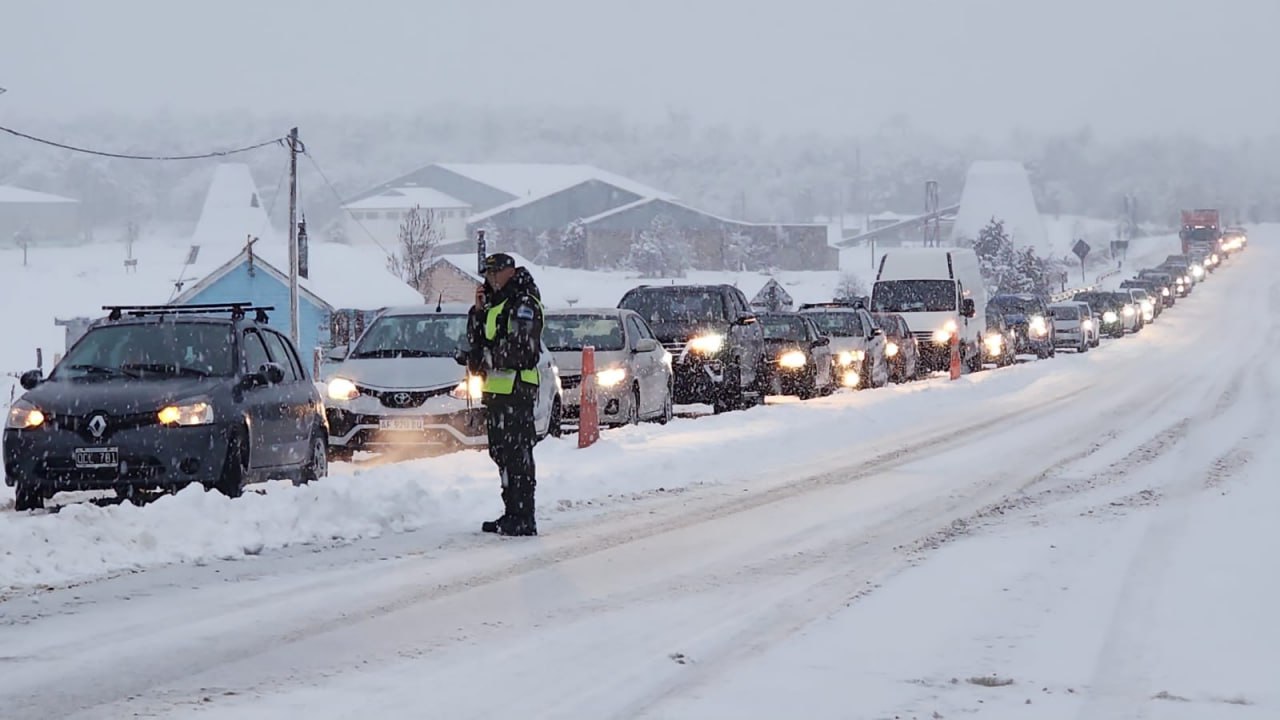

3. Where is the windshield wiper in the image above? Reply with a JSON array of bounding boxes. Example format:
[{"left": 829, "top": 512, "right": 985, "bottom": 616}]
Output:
[
  {"left": 64, "top": 363, "right": 140, "bottom": 378},
  {"left": 120, "top": 362, "right": 210, "bottom": 378}
]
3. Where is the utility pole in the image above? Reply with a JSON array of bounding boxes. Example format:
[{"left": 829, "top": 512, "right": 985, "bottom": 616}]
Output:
[{"left": 286, "top": 127, "right": 301, "bottom": 347}]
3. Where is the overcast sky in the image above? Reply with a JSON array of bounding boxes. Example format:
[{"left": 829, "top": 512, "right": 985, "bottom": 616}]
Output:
[{"left": 2, "top": 0, "right": 1277, "bottom": 140}]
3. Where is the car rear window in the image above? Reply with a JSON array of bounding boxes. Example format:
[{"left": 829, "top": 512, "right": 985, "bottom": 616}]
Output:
[
  {"left": 545, "top": 315, "right": 626, "bottom": 352},
  {"left": 619, "top": 289, "right": 727, "bottom": 325},
  {"left": 762, "top": 315, "right": 808, "bottom": 341}
]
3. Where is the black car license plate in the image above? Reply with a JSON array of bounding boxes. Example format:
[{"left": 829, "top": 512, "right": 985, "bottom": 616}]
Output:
[{"left": 73, "top": 447, "right": 119, "bottom": 469}]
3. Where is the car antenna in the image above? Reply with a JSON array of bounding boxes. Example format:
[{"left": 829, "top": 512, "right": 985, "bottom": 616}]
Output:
[{"left": 435, "top": 292, "right": 444, "bottom": 313}]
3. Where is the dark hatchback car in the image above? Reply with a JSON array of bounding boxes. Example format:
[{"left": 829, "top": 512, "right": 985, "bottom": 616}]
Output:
[
  {"left": 1072, "top": 292, "right": 1126, "bottom": 338},
  {"left": 617, "top": 284, "right": 765, "bottom": 413},
  {"left": 4, "top": 304, "right": 328, "bottom": 511},
  {"left": 758, "top": 312, "right": 835, "bottom": 399}
]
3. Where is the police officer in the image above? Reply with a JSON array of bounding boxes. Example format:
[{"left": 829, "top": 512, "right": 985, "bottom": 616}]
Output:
[{"left": 464, "top": 253, "right": 544, "bottom": 536}]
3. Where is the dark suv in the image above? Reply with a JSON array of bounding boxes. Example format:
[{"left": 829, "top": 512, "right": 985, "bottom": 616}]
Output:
[
  {"left": 617, "top": 284, "right": 765, "bottom": 413},
  {"left": 4, "top": 304, "right": 329, "bottom": 511}
]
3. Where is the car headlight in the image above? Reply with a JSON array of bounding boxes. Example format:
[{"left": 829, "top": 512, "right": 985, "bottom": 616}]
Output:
[
  {"left": 1182, "top": 275, "right": 1191, "bottom": 284},
  {"left": 1140, "top": 300, "right": 1153, "bottom": 312},
  {"left": 1161, "top": 287, "right": 1170, "bottom": 297},
  {"left": 158, "top": 398, "right": 213, "bottom": 426},
  {"left": 1081, "top": 318, "right": 1094, "bottom": 330},
  {"left": 1122, "top": 305, "right": 1136, "bottom": 318},
  {"left": 932, "top": 320, "right": 958, "bottom": 344},
  {"left": 1028, "top": 315, "right": 1048, "bottom": 337},
  {"left": 687, "top": 334, "right": 724, "bottom": 354},
  {"left": 6, "top": 399, "right": 45, "bottom": 429},
  {"left": 885, "top": 341, "right": 899, "bottom": 358},
  {"left": 777, "top": 350, "right": 807, "bottom": 369},
  {"left": 840, "top": 370, "right": 860, "bottom": 387},
  {"left": 1103, "top": 311, "right": 1118, "bottom": 323},
  {"left": 451, "top": 374, "right": 484, "bottom": 400},
  {"left": 837, "top": 350, "right": 854, "bottom": 366},
  {"left": 1191, "top": 265, "right": 1205, "bottom": 278},
  {"left": 983, "top": 333, "right": 1004, "bottom": 355},
  {"left": 597, "top": 367, "right": 627, "bottom": 387},
  {"left": 327, "top": 377, "right": 359, "bottom": 401}
]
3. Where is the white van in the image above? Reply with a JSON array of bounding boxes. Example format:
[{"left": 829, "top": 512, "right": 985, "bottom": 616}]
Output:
[{"left": 870, "top": 248, "right": 987, "bottom": 373}]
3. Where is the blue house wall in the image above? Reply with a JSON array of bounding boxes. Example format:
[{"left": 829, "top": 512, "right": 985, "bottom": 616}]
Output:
[{"left": 178, "top": 261, "right": 330, "bottom": 371}]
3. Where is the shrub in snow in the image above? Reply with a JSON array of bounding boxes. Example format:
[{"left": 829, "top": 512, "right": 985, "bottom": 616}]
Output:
[{"left": 626, "top": 213, "right": 691, "bottom": 278}]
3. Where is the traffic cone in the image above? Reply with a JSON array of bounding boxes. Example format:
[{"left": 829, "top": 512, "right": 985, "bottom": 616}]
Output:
[
  {"left": 578, "top": 346, "right": 600, "bottom": 448},
  {"left": 949, "top": 332, "right": 962, "bottom": 380}
]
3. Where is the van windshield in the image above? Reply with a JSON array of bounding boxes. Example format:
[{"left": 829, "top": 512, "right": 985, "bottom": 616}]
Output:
[{"left": 871, "top": 280, "right": 956, "bottom": 313}]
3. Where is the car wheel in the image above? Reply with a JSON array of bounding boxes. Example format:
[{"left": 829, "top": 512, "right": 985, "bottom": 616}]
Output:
[
  {"left": 300, "top": 433, "right": 328, "bottom": 485},
  {"left": 713, "top": 363, "right": 744, "bottom": 414},
  {"left": 213, "top": 428, "right": 247, "bottom": 499},
  {"left": 1048, "top": 345, "right": 1056, "bottom": 358},
  {"left": 627, "top": 385, "right": 641, "bottom": 425},
  {"left": 547, "top": 398, "right": 564, "bottom": 438},
  {"left": 13, "top": 483, "right": 43, "bottom": 512},
  {"left": 656, "top": 383, "right": 674, "bottom": 425}
]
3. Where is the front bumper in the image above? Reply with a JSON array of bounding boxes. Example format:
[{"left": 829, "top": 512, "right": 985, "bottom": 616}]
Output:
[
  {"left": 1054, "top": 329, "right": 1085, "bottom": 346},
  {"left": 4, "top": 424, "right": 230, "bottom": 492},
  {"left": 671, "top": 357, "right": 727, "bottom": 405},
  {"left": 1011, "top": 326, "right": 1052, "bottom": 353},
  {"left": 559, "top": 375, "right": 631, "bottom": 424},
  {"left": 326, "top": 405, "right": 488, "bottom": 450}
]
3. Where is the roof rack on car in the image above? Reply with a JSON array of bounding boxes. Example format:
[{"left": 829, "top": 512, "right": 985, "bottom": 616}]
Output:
[
  {"left": 799, "top": 299, "right": 866, "bottom": 310},
  {"left": 103, "top": 303, "right": 273, "bottom": 323}
]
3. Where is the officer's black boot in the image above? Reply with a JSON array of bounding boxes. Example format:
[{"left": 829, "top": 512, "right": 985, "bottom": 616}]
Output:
[
  {"left": 481, "top": 479, "right": 515, "bottom": 533},
  {"left": 497, "top": 478, "right": 537, "bottom": 536}
]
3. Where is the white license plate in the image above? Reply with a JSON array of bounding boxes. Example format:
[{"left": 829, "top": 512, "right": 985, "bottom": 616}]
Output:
[
  {"left": 379, "top": 417, "right": 425, "bottom": 431},
  {"left": 74, "top": 446, "right": 119, "bottom": 469}
]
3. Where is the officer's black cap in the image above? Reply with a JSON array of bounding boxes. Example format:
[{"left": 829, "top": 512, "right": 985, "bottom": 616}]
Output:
[{"left": 482, "top": 253, "right": 516, "bottom": 273}]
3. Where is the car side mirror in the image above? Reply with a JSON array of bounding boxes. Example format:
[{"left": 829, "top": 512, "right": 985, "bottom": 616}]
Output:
[
  {"left": 961, "top": 299, "right": 977, "bottom": 318},
  {"left": 243, "top": 362, "right": 285, "bottom": 389},
  {"left": 812, "top": 336, "right": 830, "bottom": 347},
  {"left": 870, "top": 327, "right": 883, "bottom": 337},
  {"left": 325, "top": 345, "right": 348, "bottom": 362},
  {"left": 19, "top": 369, "right": 43, "bottom": 390},
  {"left": 634, "top": 338, "right": 660, "bottom": 353},
  {"left": 736, "top": 312, "right": 757, "bottom": 326}
]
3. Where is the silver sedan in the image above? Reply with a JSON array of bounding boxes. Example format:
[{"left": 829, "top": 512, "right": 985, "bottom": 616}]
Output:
[{"left": 545, "top": 308, "right": 674, "bottom": 426}]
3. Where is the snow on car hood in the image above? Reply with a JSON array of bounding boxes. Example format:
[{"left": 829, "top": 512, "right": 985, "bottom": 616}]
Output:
[{"left": 331, "top": 356, "right": 466, "bottom": 390}]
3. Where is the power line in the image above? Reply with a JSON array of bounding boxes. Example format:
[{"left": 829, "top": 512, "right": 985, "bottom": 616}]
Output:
[
  {"left": 302, "top": 150, "right": 395, "bottom": 259},
  {"left": 0, "top": 123, "right": 285, "bottom": 161}
]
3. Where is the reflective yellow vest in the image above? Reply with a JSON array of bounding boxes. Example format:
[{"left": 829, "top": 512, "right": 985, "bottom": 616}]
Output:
[{"left": 483, "top": 298, "right": 542, "bottom": 394}]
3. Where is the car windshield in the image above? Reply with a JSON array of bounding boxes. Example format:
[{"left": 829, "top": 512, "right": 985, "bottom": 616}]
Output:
[
  {"left": 351, "top": 314, "right": 467, "bottom": 358},
  {"left": 1131, "top": 289, "right": 1150, "bottom": 300},
  {"left": 1185, "top": 227, "right": 1218, "bottom": 243},
  {"left": 762, "top": 315, "right": 808, "bottom": 341},
  {"left": 802, "top": 311, "right": 863, "bottom": 337},
  {"left": 619, "top": 289, "right": 727, "bottom": 326},
  {"left": 871, "top": 280, "right": 956, "bottom": 313},
  {"left": 871, "top": 314, "right": 900, "bottom": 335},
  {"left": 992, "top": 296, "right": 1041, "bottom": 315},
  {"left": 1049, "top": 305, "right": 1079, "bottom": 320},
  {"left": 54, "top": 322, "right": 234, "bottom": 379},
  {"left": 544, "top": 315, "right": 625, "bottom": 352},
  {"left": 1074, "top": 294, "right": 1117, "bottom": 311}
]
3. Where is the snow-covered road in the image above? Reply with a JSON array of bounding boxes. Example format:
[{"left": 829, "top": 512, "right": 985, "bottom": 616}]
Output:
[{"left": 0, "top": 233, "right": 1274, "bottom": 719}]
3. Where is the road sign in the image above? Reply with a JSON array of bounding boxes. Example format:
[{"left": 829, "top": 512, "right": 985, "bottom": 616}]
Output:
[{"left": 1072, "top": 239, "right": 1091, "bottom": 261}]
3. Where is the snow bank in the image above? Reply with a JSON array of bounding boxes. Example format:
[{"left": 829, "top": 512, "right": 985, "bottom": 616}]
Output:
[
  {"left": 0, "top": 362, "right": 1077, "bottom": 593},
  {"left": 951, "top": 161, "right": 1048, "bottom": 253}
]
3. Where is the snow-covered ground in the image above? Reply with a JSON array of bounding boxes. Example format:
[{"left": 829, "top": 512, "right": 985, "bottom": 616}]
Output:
[{"left": 0, "top": 227, "right": 1271, "bottom": 720}]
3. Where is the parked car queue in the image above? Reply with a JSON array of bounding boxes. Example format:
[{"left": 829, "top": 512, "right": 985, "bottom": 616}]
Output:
[{"left": 4, "top": 235, "right": 1245, "bottom": 511}]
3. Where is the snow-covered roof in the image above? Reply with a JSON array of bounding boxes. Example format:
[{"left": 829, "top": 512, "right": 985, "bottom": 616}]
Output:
[
  {"left": 343, "top": 186, "right": 470, "bottom": 211},
  {"left": 0, "top": 185, "right": 78, "bottom": 204},
  {"left": 950, "top": 161, "right": 1048, "bottom": 253},
  {"left": 438, "top": 163, "right": 672, "bottom": 202},
  {"left": 175, "top": 240, "right": 424, "bottom": 310},
  {"left": 190, "top": 163, "right": 278, "bottom": 249}
]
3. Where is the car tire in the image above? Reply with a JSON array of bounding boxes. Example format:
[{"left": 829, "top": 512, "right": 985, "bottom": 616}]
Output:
[
  {"left": 656, "top": 384, "right": 674, "bottom": 425},
  {"left": 627, "top": 385, "right": 641, "bottom": 425},
  {"left": 1080, "top": 339, "right": 1089, "bottom": 353},
  {"left": 547, "top": 398, "right": 564, "bottom": 438},
  {"left": 300, "top": 432, "right": 328, "bottom": 485},
  {"left": 713, "top": 364, "right": 743, "bottom": 414},
  {"left": 213, "top": 428, "right": 247, "bottom": 499},
  {"left": 13, "top": 483, "right": 43, "bottom": 512}
]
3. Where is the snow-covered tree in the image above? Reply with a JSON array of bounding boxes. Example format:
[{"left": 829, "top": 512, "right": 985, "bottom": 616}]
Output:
[
  {"left": 627, "top": 213, "right": 690, "bottom": 277},
  {"left": 972, "top": 217, "right": 1018, "bottom": 295},
  {"left": 386, "top": 205, "right": 439, "bottom": 298},
  {"left": 833, "top": 272, "right": 867, "bottom": 303}
]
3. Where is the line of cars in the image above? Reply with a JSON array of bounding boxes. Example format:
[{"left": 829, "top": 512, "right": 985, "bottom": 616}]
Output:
[{"left": 3, "top": 230, "right": 1247, "bottom": 512}]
